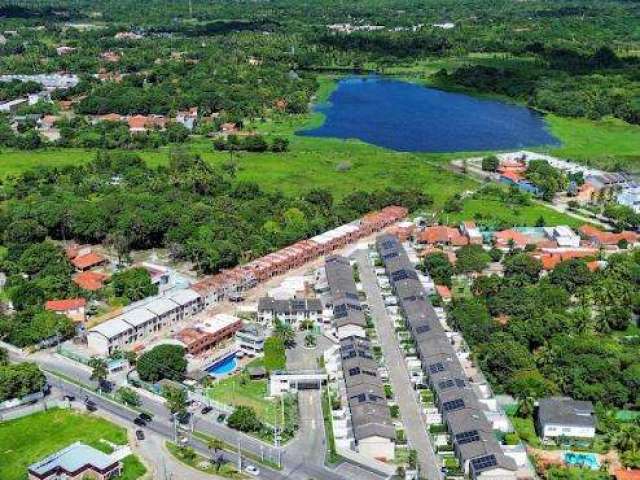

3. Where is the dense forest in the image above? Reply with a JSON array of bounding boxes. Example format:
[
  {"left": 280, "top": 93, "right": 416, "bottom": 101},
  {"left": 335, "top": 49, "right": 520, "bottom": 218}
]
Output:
[
  {"left": 0, "top": 0, "right": 638, "bottom": 141},
  {"left": 0, "top": 150, "right": 428, "bottom": 346}
]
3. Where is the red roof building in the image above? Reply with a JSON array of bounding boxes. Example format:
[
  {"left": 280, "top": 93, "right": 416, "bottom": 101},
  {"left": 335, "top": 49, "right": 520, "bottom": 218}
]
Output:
[
  {"left": 615, "top": 470, "right": 640, "bottom": 480},
  {"left": 435, "top": 285, "right": 452, "bottom": 302},
  {"left": 417, "top": 226, "right": 469, "bottom": 246},
  {"left": 71, "top": 252, "right": 107, "bottom": 271},
  {"left": 494, "top": 229, "right": 533, "bottom": 249},
  {"left": 45, "top": 298, "right": 87, "bottom": 323},
  {"left": 73, "top": 271, "right": 109, "bottom": 291},
  {"left": 579, "top": 224, "right": 638, "bottom": 247}
]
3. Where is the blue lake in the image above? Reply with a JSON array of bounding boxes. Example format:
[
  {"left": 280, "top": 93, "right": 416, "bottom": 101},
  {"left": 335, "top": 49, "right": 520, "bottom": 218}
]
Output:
[{"left": 298, "top": 76, "right": 560, "bottom": 152}]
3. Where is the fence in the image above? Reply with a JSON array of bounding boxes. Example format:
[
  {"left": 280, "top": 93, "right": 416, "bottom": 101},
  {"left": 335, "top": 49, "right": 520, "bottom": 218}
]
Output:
[{"left": 0, "top": 400, "right": 70, "bottom": 422}]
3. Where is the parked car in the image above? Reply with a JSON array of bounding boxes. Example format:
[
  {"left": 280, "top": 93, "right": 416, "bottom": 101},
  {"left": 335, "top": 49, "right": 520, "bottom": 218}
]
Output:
[
  {"left": 135, "top": 430, "right": 145, "bottom": 440},
  {"left": 216, "top": 413, "right": 226, "bottom": 423},
  {"left": 63, "top": 395, "right": 75, "bottom": 402},
  {"left": 133, "top": 417, "right": 146, "bottom": 427},
  {"left": 85, "top": 400, "right": 97, "bottom": 412},
  {"left": 201, "top": 406, "right": 213, "bottom": 415},
  {"left": 245, "top": 465, "right": 260, "bottom": 476}
]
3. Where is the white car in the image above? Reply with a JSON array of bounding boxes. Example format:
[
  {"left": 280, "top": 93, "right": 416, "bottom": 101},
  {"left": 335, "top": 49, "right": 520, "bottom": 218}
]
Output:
[{"left": 245, "top": 465, "right": 260, "bottom": 476}]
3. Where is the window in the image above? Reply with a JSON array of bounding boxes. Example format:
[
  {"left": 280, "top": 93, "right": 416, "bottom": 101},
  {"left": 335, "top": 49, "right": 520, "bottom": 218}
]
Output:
[
  {"left": 470, "top": 455, "right": 497, "bottom": 472},
  {"left": 442, "top": 398, "right": 465, "bottom": 412},
  {"left": 455, "top": 430, "right": 480, "bottom": 445}
]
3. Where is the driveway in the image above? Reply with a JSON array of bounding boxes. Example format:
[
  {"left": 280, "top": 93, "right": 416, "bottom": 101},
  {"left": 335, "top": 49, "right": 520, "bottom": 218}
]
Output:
[{"left": 354, "top": 249, "right": 441, "bottom": 480}]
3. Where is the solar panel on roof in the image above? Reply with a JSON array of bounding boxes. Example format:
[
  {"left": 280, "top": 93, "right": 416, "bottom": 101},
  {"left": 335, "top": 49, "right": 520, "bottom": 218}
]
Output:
[
  {"left": 455, "top": 430, "right": 480, "bottom": 445},
  {"left": 442, "top": 398, "right": 465, "bottom": 412},
  {"left": 345, "top": 292, "right": 359, "bottom": 300},
  {"left": 455, "top": 379, "right": 466, "bottom": 388},
  {"left": 429, "top": 362, "right": 445, "bottom": 374},
  {"left": 415, "top": 325, "right": 430, "bottom": 334},
  {"left": 352, "top": 393, "right": 366, "bottom": 403},
  {"left": 471, "top": 454, "right": 497, "bottom": 471},
  {"left": 368, "top": 394, "right": 383, "bottom": 402},
  {"left": 438, "top": 379, "right": 455, "bottom": 390},
  {"left": 382, "top": 252, "right": 398, "bottom": 260},
  {"left": 348, "top": 367, "right": 361, "bottom": 376}
]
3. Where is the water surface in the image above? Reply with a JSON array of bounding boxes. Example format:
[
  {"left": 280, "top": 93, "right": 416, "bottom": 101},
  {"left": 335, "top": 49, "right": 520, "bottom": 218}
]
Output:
[{"left": 299, "top": 76, "right": 560, "bottom": 152}]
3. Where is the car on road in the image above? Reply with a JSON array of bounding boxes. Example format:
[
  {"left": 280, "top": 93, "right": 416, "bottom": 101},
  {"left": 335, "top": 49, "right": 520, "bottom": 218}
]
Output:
[
  {"left": 139, "top": 412, "right": 153, "bottom": 422},
  {"left": 63, "top": 395, "right": 75, "bottom": 401},
  {"left": 133, "top": 417, "right": 146, "bottom": 427},
  {"left": 135, "top": 430, "right": 145, "bottom": 440},
  {"left": 244, "top": 465, "right": 260, "bottom": 476},
  {"left": 216, "top": 413, "right": 226, "bottom": 423},
  {"left": 85, "top": 400, "right": 97, "bottom": 412},
  {"left": 201, "top": 406, "right": 213, "bottom": 415}
]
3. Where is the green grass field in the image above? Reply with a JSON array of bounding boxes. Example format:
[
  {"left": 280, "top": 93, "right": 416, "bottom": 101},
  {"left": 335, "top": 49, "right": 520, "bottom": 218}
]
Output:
[
  {"left": 207, "top": 373, "right": 277, "bottom": 425},
  {"left": 0, "top": 408, "right": 145, "bottom": 480},
  {"left": 439, "top": 198, "right": 586, "bottom": 229}
]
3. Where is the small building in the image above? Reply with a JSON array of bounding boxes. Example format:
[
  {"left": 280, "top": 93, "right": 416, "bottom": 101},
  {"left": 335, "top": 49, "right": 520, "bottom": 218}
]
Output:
[
  {"left": 536, "top": 397, "right": 596, "bottom": 441},
  {"left": 175, "top": 314, "right": 243, "bottom": 355},
  {"left": 618, "top": 186, "right": 640, "bottom": 213},
  {"left": 615, "top": 469, "right": 640, "bottom": 480},
  {"left": 544, "top": 226, "right": 580, "bottom": 248},
  {"left": 236, "top": 323, "right": 265, "bottom": 356},
  {"left": 257, "top": 296, "right": 322, "bottom": 326},
  {"left": 71, "top": 252, "right": 107, "bottom": 271},
  {"left": 435, "top": 285, "right": 452, "bottom": 303},
  {"left": 0, "top": 98, "right": 27, "bottom": 113},
  {"left": 45, "top": 298, "right": 86, "bottom": 323},
  {"left": 73, "top": 271, "right": 109, "bottom": 291},
  {"left": 28, "top": 442, "right": 121, "bottom": 480}
]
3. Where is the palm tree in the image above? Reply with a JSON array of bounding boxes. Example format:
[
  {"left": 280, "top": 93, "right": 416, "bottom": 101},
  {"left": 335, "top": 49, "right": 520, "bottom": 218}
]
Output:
[
  {"left": 88, "top": 357, "right": 108, "bottom": 392},
  {"left": 304, "top": 333, "right": 316, "bottom": 348},
  {"left": 274, "top": 319, "right": 296, "bottom": 348}
]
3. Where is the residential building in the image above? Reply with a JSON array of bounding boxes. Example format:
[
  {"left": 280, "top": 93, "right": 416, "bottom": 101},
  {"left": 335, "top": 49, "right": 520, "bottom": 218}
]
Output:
[
  {"left": 376, "top": 234, "right": 518, "bottom": 480},
  {"left": 579, "top": 224, "right": 638, "bottom": 248},
  {"left": 73, "top": 271, "right": 109, "bottom": 291},
  {"left": 192, "top": 206, "right": 407, "bottom": 306},
  {"left": 257, "top": 296, "right": 322, "bottom": 326},
  {"left": 417, "top": 225, "right": 469, "bottom": 246},
  {"left": 615, "top": 469, "right": 640, "bottom": 480},
  {"left": 325, "top": 255, "right": 367, "bottom": 339},
  {"left": 461, "top": 221, "right": 483, "bottom": 245},
  {"left": 45, "top": 298, "right": 86, "bottom": 323},
  {"left": 536, "top": 397, "right": 596, "bottom": 441},
  {"left": 585, "top": 173, "right": 628, "bottom": 191},
  {"left": 493, "top": 229, "right": 533, "bottom": 250},
  {"left": 28, "top": 442, "right": 121, "bottom": 480},
  {"left": 236, "top": 323, "right": 266, "bottom": 356},
  {"left": 618, "top": 186, "right": 640, "bottom": 213},
  {"left": 543, "top": 226, "right": 581, "bottom": 248},
  {"left": 87, "top": 288, "right": 203, "bottom": 355},
  {"left": 175, "top": 314, "right": 243, "bottom": 355},
  {"left": 0, "top": 98, "right": 27, "bottom": 113},
  {"left": 339, "top": 335, "right": 396, "bottom": 461},
  {"left": 71, "top": 252, "right": 107, "bottom": 271}
]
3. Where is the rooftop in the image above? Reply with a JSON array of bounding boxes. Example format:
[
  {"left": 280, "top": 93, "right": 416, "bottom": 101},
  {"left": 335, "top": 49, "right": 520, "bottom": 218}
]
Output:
[{"left": 28, "top": 442, "right": 117, "bottom": 477}]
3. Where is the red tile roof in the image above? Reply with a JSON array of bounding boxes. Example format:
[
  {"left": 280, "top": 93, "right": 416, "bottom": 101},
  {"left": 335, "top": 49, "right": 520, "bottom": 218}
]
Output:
[
  {"left": 73, "top": 271, "right": 108, "bottom": 291},
  {"left": 500, "top": 171, "right": 524, "bottom": 182},
  {"left": 435, "top": 285, "right": 452, "bottom": 299},
  {"left": 579, "top": 224, "right": 638, "bottom": 246},
  {"left": 45, "top": 298, "right": 86, "bottom": 311},
  {"left": 494, "top": 229, "right": 532, "bottom": 248},
  {"left": 71, "top": 252, "right": 106, "bottom": 270},
  {"left": 615, "top": 470, "right": 640, "bottom": 480}
]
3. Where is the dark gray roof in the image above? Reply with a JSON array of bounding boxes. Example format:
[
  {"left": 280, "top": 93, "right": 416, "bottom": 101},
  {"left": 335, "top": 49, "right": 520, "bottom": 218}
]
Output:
[
  {"left": 376, "top": 234, "right": 517, "bottom": 476},
  {"left": 258, "top": 297, "right": 322, "bottom": 315},
  {"left": 538, "top": 397, "right": 595, "bottom": 428},
  {"left": 325, "top": 256, "right": 366, "bottom": 329}
]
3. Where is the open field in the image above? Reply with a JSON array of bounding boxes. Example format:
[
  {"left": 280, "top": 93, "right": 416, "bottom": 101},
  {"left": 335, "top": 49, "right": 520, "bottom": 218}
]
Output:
[
  {"left": 0, "top": 408, "right": 143, "bottom": 480},
  {"left": 207, "top": 373, "right": 277, "bottom": 425}
]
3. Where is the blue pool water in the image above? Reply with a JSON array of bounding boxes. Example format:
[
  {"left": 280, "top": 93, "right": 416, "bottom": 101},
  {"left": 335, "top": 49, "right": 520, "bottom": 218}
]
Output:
[
  {"left": 299, "top": 76, "right": 560, "bottom": 152},
  {"left": 563, "top": 452, "right": 600, "bottom": 470},
  {"left": 207, "top": 353, "right": 237, "bottom": 376}
]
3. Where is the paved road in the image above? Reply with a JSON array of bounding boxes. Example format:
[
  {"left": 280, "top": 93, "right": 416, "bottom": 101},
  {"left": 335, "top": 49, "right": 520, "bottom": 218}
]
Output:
[{"left": 355, "top": 249, "right": 441, "bottom": 480}]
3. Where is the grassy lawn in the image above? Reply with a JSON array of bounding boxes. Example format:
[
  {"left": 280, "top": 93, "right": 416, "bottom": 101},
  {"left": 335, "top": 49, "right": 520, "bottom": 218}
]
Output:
[
  {"left": 117, "top": 455, "right": 147, "bottom": 480},
  {"left": 438, "top": 198, "right": 585, "bottom": 228},
  {"left": 0, "top": 408, "right": 138, "bottom": 480},
  {"left": 545, "top": 115, "right": 640, "bottom": 173},
  {"left": 207, "top": 373, "right": 277, "bottom": 425},
  {"left": 165, "top": 442, "right": 243, "bottom": 478},
  {"left": 509, "top": 415, "right": 542, "bottom": 448}
]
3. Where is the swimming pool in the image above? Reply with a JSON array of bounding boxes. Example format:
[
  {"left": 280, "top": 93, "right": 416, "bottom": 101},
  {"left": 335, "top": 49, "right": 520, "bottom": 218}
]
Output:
[
  {"left": 207, "top": 353, "right": 237, "bottom": 377},
  {"left": 563, "top": 452, "right": 600, "bottom": 470}
]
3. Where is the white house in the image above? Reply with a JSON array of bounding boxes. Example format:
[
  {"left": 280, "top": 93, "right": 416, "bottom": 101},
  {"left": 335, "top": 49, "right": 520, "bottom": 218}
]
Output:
[
  {"left": 618, "top": 186, "right": 640, "bottom": 213},
  {"left": 536, "top": 397, "right": 596, "bottom": 441},
  {"left": 544, "top": 225, "right": 581, "bottom": 248}
]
